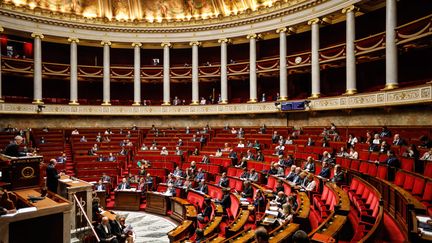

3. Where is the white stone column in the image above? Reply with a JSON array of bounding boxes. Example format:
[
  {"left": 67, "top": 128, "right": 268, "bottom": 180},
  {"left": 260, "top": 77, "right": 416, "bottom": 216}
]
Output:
[
  {"left": 247, "top": 34, "right": 260, "bottom": 103},
  {"left": 101, "top": 41, "right": 111, "bottom": 105},
  {"left": 343, "top": 6, "right": 358, "bottom": 95},
  {"left": 190, "top": 41, "right": 201, "bottom": 105},
  {"left": 161, "top": 42, "right": 171, "bottom": 105},
  {"left": 308, "top": 19, "right": 321, "bottom": 98},
  {"left": 277, "top": 27, "right": 288, "bottom": 101},
  {"left": 68, "top": 37, "right": 79, "bottom": 105},
  {"left": 31, "top": 33, "right": 44, "bottom": 104},
  {"left": 132, "top": 42, "right": 142, "bottom": 105},
  {"left": 218, "top": 38, "right": 230, "bottom": 104},
  {"left": 0, "top": 26, "right": 4, "bottom": 103},
  {"left": 385, "top": 0, "right": 398, "bottom": 89}
]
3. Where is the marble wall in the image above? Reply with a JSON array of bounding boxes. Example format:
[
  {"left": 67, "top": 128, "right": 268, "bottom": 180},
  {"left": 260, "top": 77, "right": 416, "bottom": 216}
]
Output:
[{"left": 0, "top": 105, "right": 430, "bottom": 129}]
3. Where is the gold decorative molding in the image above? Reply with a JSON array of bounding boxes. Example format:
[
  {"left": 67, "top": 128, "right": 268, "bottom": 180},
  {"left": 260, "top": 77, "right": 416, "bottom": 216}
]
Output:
[
  {"left": 101, "top": 101, "right": 111, "bottom": 106},
  {"left": 68, "top": 37, "right": 79, "bottom": 43},
  {"left": 246, "top": 33, "right": 262, "bottom": 40},
  {"left": 69, "top": 100, "right": 79, "bottom": 105},
  {"left": 161, "top": 42, "right": 172, "bottom": 48},
  {"left": 161, "top": 101, "right": 171, "bottom": 106},
  {"left": 31, "top": 33, "right": 44, "bottom": 39},
  {"left": 0, "top": 26, "right": 4, "bottom": 32},
  {"left": 0, "top": 84, "right": 430, "bottom": 116},
  {"left": 132, "top": 102, "right": 141, "bottom": 106},
  {"left": 343, "top": 89, "right": 357, "bottom": 95},
  {"left": 307, "top": 18, "right": 321, "bottom": 25},
  {"left": 309, "top": 93, "right": 321, "bottom": 99},
  {"left": 276, "top": 27, "right": 287, "bottom": 34},
  {"left": 247, "top": 98, "right": 258, "bottom": 103},
  {"left": 342, "top": 5, "right": 359, "bottom": 14},
  {"left": 32, "top": 99, "right": 44, "bottom": 104},
  {"left": 383, "top": 83, "right": 399, "bottom": 90},
  {"left": 189, "top": 41, "right": 201, "bottom": 47},
  {"left": 131, "top": 42, "right": 142, "bottom": 47},
  {"left": 218, "top": 38, "right": 231, "bottom": 44},
  {"left": 190, "top": 101, "right": 199, "bottom": 105},
  {"left": 101, "top": 41, "right": 111, "bottom": 46},
  {"left": 279, "top": 97, "right": 288, "bottom": 101}
]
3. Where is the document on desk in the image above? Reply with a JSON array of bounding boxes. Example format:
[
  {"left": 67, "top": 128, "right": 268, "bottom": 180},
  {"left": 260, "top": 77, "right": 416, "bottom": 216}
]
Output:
[
  {"left": 60, "top": 179, "right": 73, "bottom": 183},
  {"left": 265, "top": 210, "right": 279, "bottom": 216}
]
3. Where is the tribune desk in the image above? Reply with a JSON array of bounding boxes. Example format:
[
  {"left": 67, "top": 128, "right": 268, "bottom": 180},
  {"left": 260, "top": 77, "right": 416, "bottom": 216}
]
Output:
[
  {"left": 0, "top": 188, "right": 72, "bottom": 243},
  {"left": 58, "top": 176, "right": 93, "bottom": 230},
  {"left": 114, "top": 189, "right": 141, "bottom": 211},
  {"left": 146, "top": 191, "right": 170, "bottom": 215}
]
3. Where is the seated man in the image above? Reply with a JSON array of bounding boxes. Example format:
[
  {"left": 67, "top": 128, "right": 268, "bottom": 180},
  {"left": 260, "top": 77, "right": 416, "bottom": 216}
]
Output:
[
  {"left": 331, "top": 164, "right": 345, "bottom": 184},
  {"left": 101, "top": 173, "right": 111, "bottom": 183},
  {"left": 95, "top": 180, "right": 106, "bottom": 191},
  {"left": 385, "top": 150, "right": 400, "bottom": 167},
  {"left": 217, "top": 172, "right": 229, "bottom": 188},
  {"left": 248, "top": 168, "right": 259, "bottom": 182},
  {"left": 216, "top": 188, "right": 231, "bottom": 213},
  {"left": 117, "top": 178, "right": 130, "bottom": 190},
  {"left": 160, "top": 147, "right": 169, "bottom": 156},
  {"left": 56, "top": 153, "right": 67, "bottom": 163},
  {"left": 318, "top": 161, "right": 331, "bottom": 179},
  {"left": 195, "top": 179, "right": 208, "bottom": 194},
  {"left": 273, "top": 191, "right": 287, "bottom": 207},
  {"left": 393, "top": 134, "right": 406, "bottom": 146},
  {"left": 241, "top": 181, "right": 253, "bottom": 199},
  {"left": 274, "top": 163, "right": 285, "bottom": 177},
  {"left": 164, "top": 183, "right": 176, "bottom": 196},
  {"left": 197, "top": 198, "right": 212, "bottom": 223},
  {"left": 201, "top": 154, "right": 210, "bottom": 164},
  {"left": 195, "top": 168, "right": 205, "bottom": 182},
  {"left": 96, "top": 217, "right": 119, "bottom": 243},
  {"left": 285, "top": 165, "right": 297, "bottom": 181},
  {"left": 239, "top": 167, "right": 249, "bottom": 180}
]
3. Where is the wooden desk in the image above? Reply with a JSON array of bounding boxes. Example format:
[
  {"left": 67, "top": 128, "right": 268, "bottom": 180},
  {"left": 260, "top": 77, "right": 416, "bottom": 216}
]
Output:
[
  {"left": 146, "top": 192, "right": 169, "bottom": 215},
  {"left": 327, "top": 183, "right": 350, "bottom": 215},
  {"left": 0, "top": 188, "right": 72, "bottom": 243},
  {"left": 114, "top": 190, "right": 141, "bottom": 211},
  {"left": 58, "top": 176, "right": 93, "bottom": 230},
  {"left": 96, "top": 190, "right": 107, "bottom": 208},
  {"left": 171, "top": 197, "right": 195, "bottom": 222},
  {"left": 167, "top": 220, "right": 193, "bottom": 242},
  {"left": 269, "top": 223, "right": 300, "bottom": 243},
  {"left": 317, "top": 215, "right": 347, "bottom": 240},
  {"left": 225, "top": 209, "right": 250, "bottom": 238},
  {"left": 0, "top": 155, "right": 43, "bottom": 190}
]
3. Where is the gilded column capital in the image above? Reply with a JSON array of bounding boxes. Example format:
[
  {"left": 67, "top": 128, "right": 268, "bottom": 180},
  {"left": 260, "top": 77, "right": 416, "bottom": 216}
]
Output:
[
  {"left": 68, "top": 37, "right": 79, "bottom": 43},
  {"left": 342, "top": 5, "right": 359, "bottom": 14},
  {"left": 307, "top": 18, "right": 321, "bottom": 25},
  {"left": 218, "top": 38, "right": 231, "bottom": 44},
  {"left": 276, "top": 27, "right": 287, "bottom": 34},
  {"left": 0, "top": 26, "right": 4, "bottom": 33},
  {"left": 161, "top": 42, "right": 172, "bottom": 48},
  {"left": 101, "top": 41, "right": 111, "bottom": 46},
  {"left": 31, "top": 33, "right": 44, "bottom": 39},
  {"left": 189, "top": 41, "right": 201, "bottom": 47},
  {"left": 246, "top": 33, "right": 262, "bottom": 40},
  {"left": 131, "top": 42, "right": 142, "bottom": 47}
]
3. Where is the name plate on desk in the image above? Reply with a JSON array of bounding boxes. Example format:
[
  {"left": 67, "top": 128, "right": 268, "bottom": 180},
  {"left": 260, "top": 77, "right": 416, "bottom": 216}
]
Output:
[{"left": 0, "top": 155, "right": 43, "bottom": 189}]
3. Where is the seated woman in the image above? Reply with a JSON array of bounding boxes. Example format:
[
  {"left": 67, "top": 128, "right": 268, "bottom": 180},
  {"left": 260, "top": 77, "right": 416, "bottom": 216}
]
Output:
[
  {"left": 348, "top": 147, "right": 359, "bottom": 159},
  {"left": 420, "top": 148, "right": 432, "bottom": 161},
  {"left": 160, "top": 147, "right": 169, "bottom": 155},
  {"left": 214, "top": 148, "right": 223, "bottom": 157},
  {"left": 278, "top": 203, "right": 294, "bottom": 224},
  {"left": 303, "top": 156, "right": 315, "bottom": 173},
  {"left": 303, "top": 173, "right": 317, "bottom": 192},
  {"left": 140, "top": 144, "right": 148, "bottom": 151},
  {"left": 192, "top": 147, "right": 200, "bottom": 156},
  {"left": 369, "top": 133, "right": 381, "bottom": 151},
  {"left": 237, "top": 140, "right": 245, "bottom": 148},
  {"left": 222, "top": 143, "right": 231, "bottom": 152},
  {"left": 336, "top": 146, "right": 349, "bottom": 158}
]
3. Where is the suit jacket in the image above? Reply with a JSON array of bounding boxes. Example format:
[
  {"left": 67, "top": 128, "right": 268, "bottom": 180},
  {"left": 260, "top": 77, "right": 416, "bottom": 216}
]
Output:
[
  {"left": 286, "top": 172, "right": 296, "bottom": 182},
  {"left": 218, "top": 178, "right": 229, "bottom": 188},
  {"left": 249, "top": 173, "right": 259, "bottom": 182},
  {"left": 96, "top": 184, "right": 106, "bottom": 191},
  {"left": 220, "top": 194, "right": 231, "bottom": 210},
  {"left": 96, "top": 224, "right": 115, "bottom": 242},
  {"left": 46, "top": 165, "right": 60, "bottom": 192},
  {"left": 117, "top": 183, "right": 131, "bottom": 190},
  {"left": 319, "top": 167, "right": 331, "bottom": 179},
  {"left": 256, "top": 155, "right": 264, "bottom": 162},
  {"left": 393, "top": 139, "right": 406, "bottom": 146},
  {"left": 201, "top": 157, "right": 210, "bottom": 164},
  {"left": 386, "top": 157, "right": 400, "bottom": 168},
  {"left": 4, "top": 143, "right": 26, "bottom": 157},
  {"left": 242, "top": 186, "right": 253, "bottom": 198},
  {"left": 304, "top": 163, "right": 315, "bottom": 173},
  {"left": 331, "top": 171, "right": 345, "bottom": 184},
  {"left": 196, "top": 184, "right": 208, "bottom": 194}
]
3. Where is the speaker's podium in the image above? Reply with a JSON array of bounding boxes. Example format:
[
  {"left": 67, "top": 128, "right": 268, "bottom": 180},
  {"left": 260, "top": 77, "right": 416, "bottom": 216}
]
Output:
[
  {"left": 0, "top": 155, "right": 73, "bottom": 243},
  {"left": 0, "top": 154, "right": 42, "bottom": 189},
  {"left": 58, "top": 175, "right": 94, "bottom": 230}
]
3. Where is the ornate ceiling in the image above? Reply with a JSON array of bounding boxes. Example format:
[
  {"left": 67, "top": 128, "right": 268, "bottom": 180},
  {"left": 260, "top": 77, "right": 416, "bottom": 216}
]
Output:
[{"left": 4, "top": 0, "right": 308, "bottom": 22}]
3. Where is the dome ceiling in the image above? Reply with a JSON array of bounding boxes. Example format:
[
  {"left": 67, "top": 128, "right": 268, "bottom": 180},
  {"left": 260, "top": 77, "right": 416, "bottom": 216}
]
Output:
[{"left": 4, "top": 0, "right": 308, "bottom": 22}]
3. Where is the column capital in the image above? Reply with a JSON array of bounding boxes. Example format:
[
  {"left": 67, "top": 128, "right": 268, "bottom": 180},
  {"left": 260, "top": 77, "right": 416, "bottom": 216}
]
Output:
[
  {"left": 161, "top": 42, "right": 172, "bottom": 48},
  {"left": 218, "top": 38, "right": 231, "bottom": 44},
  {"left": 246, "top": 33, "right": 262, "bottom": 40},
  {"left": 276, "top": 27, "right": 287, "bottom": 34},
  {"left": 307, "top": 18, "right": 321, "bottom": 25},
  {"left": 131, "top": 42, "right": 142, "bottom": 47},
  {"left": 68, "top": 37, "right": 79, "bottom": 43},
  {"left": 101, "top": 41, "right": 111, "bottom": 46},
  {"left": 342, "top": 5, "right": 359, "bottom": 14},
  {"left": 0, "top": 26, "right": 4, "bottom": 32},
  {"left": 31, "top": 33, "right": 44, "bottom": 39},
  {"left": 189, "top": 41, "right": 201, "bottom": 47}
]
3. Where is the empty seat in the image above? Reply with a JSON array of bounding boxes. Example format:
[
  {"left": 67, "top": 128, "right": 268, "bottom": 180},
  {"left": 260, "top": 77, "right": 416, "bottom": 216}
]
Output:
[
  {"left": 400, "top": 157, "right": 415, "bottom": 172},
  {"left": 394, "top": 171, "right": 405, "bottom": 186},
  {"left": 402, "top": 174, "right": 415, "bottom": 191},
  {"left": 411, "top": 177, "right": 425, "bottom": 196}
]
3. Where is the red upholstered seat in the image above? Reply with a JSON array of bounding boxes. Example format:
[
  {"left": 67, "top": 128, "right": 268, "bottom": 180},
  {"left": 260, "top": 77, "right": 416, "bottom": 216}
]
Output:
[
  {"left": 376, "top": 165, "right": 388, "bottom": 180},
  {"left": 421, "top": 182, "right": 432, "bottom": 203},
  {"left": 411, "top": 177, "right": 425, "bottom": 196},
  {"left": 367, "top": 163, "right": 378, "bottom": 177},
  {"left": 342, "top": 158, "right": 351, "bottom": 169},
  {"left": 227, "top": 167, "right": 238, "bottom": 177},
  {"left": 424, "top": 162, "right": 432, "bottom": 178},
  {"left": 265, "top": 176, "right": 277, "bottom": 190},
  {"left": 369, "top": 152, "right": 379, "bottom": 162},
  {"left": 400, "top": 157, "right": 415, "bottom": 172},
  {"left": 350, "top": 160, "right": 360, "bottom": 171},
  {"left": 394, "top": 171, "right": 405, "bottom": 186},
  {"left": 359, "top": 151, "right": 370, "bottom": 161},
  {"left": 359, "top": 162, "right": 369, "bottom": 174},
  {"left": 403, "top": 174, "right": 415, "bottom": 191}
]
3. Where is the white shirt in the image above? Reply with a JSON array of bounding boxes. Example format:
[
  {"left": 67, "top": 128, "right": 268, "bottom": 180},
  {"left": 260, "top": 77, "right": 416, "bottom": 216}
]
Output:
[{"left": 305, "top": 180, "right": 316, "bottom": 191}]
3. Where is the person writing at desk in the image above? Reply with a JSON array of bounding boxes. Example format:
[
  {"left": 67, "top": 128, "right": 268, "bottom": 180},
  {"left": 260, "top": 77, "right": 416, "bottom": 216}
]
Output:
[
  {"left": 46, "top": 159, "right": 63, "bottom": 193},
  {"left": 96, "top": 217, "right": 119, "bottom": 243},
  {"left": 117, "top": 178, "right": 130, "bottom": 190}
]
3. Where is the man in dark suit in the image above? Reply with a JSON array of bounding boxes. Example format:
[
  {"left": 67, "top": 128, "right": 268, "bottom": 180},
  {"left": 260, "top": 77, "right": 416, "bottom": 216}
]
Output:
[
  {"left": 195, "top": 179, "right": 208, "bottom": 194},
  {"left": 201, "top": 155, "right": 210, "bottom": 164},
  {"left": 241, "top": 181, "right": 253, "bottom": 198},
  {"left": 218, "top": 188, "right": 231, "bottom": 213},
  {"left": 101, "top": 173, "right": 111, "bottom": 183},
  {"left": 385, "top": 150, "right": 400, "bottom": 168},
  {"left": 318, "top": 162, "right": 331, "bottom": 179},
  {"left": 117, "top": 178, "right": 130, "bottom": 190},
  {"left": 95, "top": 180, "right": 106, "bottom": 191},
  {"left": 4, "top": 136, "right": 28, "bottom": 157},
  {"left": 392, "top": 134, "right": 406, "bottom": 146},
  {"left": 331, "top": 165, "right": 345, "bottom": 184},
  {"left": 218, "top": 172, "right": 229, "bottom": 188},
  {"left": 96, "top": 217, "right": 118, "bottom": 243},
  {"left": 46, "top": 159, "right": 63, "bottom": 193}
]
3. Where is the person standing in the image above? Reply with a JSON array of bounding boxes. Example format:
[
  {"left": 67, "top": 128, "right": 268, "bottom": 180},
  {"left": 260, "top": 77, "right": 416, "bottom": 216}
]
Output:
[{"left": 46, "top": 159, "right": 63, "bottom": 193}]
